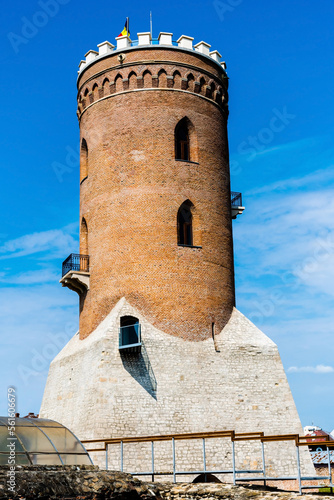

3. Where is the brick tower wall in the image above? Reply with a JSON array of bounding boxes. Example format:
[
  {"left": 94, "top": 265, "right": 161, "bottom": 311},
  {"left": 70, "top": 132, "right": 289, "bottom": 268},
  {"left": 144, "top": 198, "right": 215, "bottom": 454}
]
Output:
[{"left": 77, "top": 46, "right": 235, "bottom": 341}]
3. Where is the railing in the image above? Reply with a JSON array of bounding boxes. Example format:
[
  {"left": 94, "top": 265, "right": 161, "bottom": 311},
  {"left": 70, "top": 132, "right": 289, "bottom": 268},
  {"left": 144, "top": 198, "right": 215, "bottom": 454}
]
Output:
[
  {"left": 119, "top": 324, "right": 141, "bottom": 351},
  {"left": 231, "top": 191, "right": 242, "bottom": 207},
  {"left": 62, "top": 253, "right": 89, "bottom": 277},
  {"left": 130, "top": 38, "right": 178, "bottom": 47},
  {"left": 82, "top": 430, "right": 334, "bottom": 494}
]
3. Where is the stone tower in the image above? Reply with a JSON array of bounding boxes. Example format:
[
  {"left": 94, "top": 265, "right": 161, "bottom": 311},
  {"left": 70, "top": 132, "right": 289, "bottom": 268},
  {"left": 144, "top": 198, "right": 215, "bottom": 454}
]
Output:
[{"left": 40, "top": 29, "right": 313, "bottom": 478}]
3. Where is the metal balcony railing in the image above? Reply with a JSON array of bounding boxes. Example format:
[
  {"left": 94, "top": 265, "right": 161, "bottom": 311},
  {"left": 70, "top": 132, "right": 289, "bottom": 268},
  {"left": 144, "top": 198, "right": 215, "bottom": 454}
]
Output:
[
  {"left": 119, "top": 324, "right": 141, "bottom": 352},
  {"left": 231, "top": 191, "right": 242, "bottom": 207},
  {"left": 62, "top": 253, "right": 89, "bottom": 277},
  {"left": 130, "top": 38, "right": 178, "bottom": 47}
]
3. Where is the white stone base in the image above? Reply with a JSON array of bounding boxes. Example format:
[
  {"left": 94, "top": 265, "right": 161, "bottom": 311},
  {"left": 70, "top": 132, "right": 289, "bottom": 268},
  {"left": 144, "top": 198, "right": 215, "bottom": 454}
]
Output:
[{"left": 40, "top": 299, "right": 314, "bottom": 478}]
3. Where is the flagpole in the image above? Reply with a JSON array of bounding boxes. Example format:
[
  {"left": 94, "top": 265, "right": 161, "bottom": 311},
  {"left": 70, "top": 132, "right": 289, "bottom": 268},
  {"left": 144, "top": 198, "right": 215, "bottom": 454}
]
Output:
[
  {"left": 150, "top": 11, "right": 152, "bottom": 39},
  {"left": 127, "top": 16, "right": 129, "bottom": 37}
]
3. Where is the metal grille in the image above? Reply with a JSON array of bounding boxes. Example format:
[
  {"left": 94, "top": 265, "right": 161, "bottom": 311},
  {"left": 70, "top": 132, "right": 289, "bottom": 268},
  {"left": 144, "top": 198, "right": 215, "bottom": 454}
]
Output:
[
  {"left": 119, "top": 324, "right": 141, "bottom": 351},
  {"left": 231, "top": 191, "right": 242, "bottom": 207}
]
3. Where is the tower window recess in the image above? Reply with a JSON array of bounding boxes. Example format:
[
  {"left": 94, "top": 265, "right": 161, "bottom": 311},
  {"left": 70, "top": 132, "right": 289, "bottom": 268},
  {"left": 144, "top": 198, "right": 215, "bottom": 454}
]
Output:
[
  {"left": 119, "top": 316, "right": 141, "bottom": 353},
  {"left": 80, "top": 139, "right": 88, "bottom": 182},
  {"left": 80, "top": 218, "right": 88, "bottom": 256},
  {"left": 177, "top": 200, "right": 193, "bottom": 246},
  {"left": 175, "top": 118, "right": 190, "bottom": 161}
]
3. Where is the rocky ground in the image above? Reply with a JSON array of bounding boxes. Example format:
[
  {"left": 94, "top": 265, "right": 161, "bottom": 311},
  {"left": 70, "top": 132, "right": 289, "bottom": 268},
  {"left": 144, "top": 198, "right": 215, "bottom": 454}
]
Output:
[{"left": 0, "top": 466, "right": 332, "bottom": 500}]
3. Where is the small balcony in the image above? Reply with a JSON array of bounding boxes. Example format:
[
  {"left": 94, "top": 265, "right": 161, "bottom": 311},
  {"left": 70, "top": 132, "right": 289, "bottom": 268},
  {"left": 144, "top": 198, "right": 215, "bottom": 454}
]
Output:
[
  {"left": 231, "top": 191, "right": 245, "bottom": 219},
  {"left": 119, "top": 324, "right": 142, "bottom": 353},
  {"left": 60, "top": 253, "right": 90, "bottom": 295}
]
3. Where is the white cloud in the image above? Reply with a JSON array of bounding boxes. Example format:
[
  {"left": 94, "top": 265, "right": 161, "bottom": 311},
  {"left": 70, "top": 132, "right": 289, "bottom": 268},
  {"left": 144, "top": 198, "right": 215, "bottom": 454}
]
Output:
[
  {"left": 0, "top": 269, "right": 59, "bottom": 285},
  {"left": 234, "top": 170, "right": 334, "bottom": 296},
  {"left": 0, "top": 282, "right": 78, "bottom": 415},
  {"left": 234, "top": 162, "right": 334, "bottom": 420},
  {"left": 0, "top": 221, "right": 80, "bottom": 416},
  {"left": 247, "top": 166, "right": 334, "bottom": 195},
  {"left": 246, "top": 136, "right": 312, "bottom": 160},
  {"left": 288, "top": 365, "right": 334, "bottom": 374},
  {"left": 0, "top": 223, "right": 78, "bottom": 260}
]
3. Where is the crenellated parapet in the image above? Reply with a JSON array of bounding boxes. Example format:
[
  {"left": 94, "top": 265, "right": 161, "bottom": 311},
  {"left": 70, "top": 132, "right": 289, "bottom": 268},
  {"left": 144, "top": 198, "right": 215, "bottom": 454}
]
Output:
[
  {"left": 77, "top": 31, "right": 228, "bottom": 119},
  {"left": 78, "top": 32, "right": 227, "bottom": 75}
]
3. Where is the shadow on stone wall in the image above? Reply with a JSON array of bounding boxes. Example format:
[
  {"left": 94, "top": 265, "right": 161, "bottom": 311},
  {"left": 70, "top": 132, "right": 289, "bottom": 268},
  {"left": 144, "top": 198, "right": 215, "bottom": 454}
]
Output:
[{"left": 120, "top": 340, "right": 157, "bottom": 399}]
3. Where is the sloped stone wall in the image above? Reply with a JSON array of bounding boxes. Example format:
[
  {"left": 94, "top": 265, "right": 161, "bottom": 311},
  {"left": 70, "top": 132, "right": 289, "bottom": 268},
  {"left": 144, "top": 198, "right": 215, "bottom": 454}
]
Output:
[{"left": 40, "top": 302, "right": 314, "bottom": 479}]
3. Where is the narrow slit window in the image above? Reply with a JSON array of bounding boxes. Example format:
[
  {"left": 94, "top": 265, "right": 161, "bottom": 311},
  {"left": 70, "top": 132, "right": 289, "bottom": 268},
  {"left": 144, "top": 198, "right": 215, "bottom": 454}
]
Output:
[
  {"left": 81, "top": 139, "right": 88, "bottom": 181},
  {"left": 175, "top": 119, "right": 190, "bottom": 161},
  {"left": 177, "top": 201, "right": 193, "bottom": 246}
]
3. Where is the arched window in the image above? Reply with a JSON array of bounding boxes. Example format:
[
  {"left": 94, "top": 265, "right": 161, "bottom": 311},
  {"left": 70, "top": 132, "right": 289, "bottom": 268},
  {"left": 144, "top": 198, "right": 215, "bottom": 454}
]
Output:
[
  {"left": 120, "top": 316, "right": 139, "bottom": 328},
  {"left": 80, "top": 218, "right": 88, "bottom": 256},
  {"left": 175, "top": 118, "right": 190, "bottom": 161},
  {"left": 177, "top": 200, "right": 193, "bottom": 246},
  {"left": 120, "top": 316, "right": 141, "bottom": 350},
  {"left": 80, "top": 139, "right": 88, "bottom": 181}
]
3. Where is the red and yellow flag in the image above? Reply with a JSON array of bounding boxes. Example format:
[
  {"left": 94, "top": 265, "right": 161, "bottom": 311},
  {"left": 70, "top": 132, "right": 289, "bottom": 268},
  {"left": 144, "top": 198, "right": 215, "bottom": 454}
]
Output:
[{"left": 118, "top": 18, "right": 130, "bottom": 37}]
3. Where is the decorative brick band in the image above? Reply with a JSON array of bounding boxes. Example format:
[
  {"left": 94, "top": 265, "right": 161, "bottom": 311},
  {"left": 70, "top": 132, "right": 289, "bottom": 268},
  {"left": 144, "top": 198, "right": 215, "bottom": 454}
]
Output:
[
  {"left": 77, "top": 65, "right": 227, "bottom": 117},
  {"left": 78, "top": 87, "right": 226, "bottom": 120}
]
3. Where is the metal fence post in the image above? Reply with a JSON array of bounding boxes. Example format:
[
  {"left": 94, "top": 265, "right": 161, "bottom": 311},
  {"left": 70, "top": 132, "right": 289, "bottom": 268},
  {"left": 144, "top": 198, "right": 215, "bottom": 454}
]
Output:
[
  {"left": 106, "top": 443, "right": 108, "bottom": 470},
  {"left": 232, "top": 440, "right": 236, "bottom": 486},
  {"left": 202, "top": 438, "right": 207, "bottom": 482},
  {"left": 120, "top": 441, "right": 124, "bottom": 472},
  {"left": 261, "top": 441, "right": 266, "bottom": 488},
  {"left": 151, "top": 441, "right": 155, "bottom": 482},
  {"left": 296, "top": 444, "right": 302, "bottom": 494},
  {"left": 327, "top": 446, "right": 332, "bottom": 486},
  {"left": 172, "top": 437, "right": 176, "bottom": 483}
]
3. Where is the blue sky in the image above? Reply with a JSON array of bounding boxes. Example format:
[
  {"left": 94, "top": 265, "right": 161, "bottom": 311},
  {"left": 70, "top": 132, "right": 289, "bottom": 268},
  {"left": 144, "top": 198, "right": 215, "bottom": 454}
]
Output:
[{"left": 0, "top": 0, "right": 333, "bottom": 433}]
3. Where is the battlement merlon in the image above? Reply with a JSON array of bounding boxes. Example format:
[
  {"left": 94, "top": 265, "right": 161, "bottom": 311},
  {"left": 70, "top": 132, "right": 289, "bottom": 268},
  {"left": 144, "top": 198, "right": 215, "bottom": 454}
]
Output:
[{"left": 78, "top": 32, "right": 227, "bottom": 77}]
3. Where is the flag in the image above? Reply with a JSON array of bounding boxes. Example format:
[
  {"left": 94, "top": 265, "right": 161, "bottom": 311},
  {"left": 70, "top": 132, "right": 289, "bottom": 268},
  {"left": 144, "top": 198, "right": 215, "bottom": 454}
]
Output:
[{"left": 118, "top": 18, "right": 130, "bottom": 38}]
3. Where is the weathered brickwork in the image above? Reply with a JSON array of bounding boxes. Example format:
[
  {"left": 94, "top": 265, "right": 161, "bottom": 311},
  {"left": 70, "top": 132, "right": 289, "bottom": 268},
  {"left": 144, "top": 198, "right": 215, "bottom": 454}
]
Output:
[
  {"left": 77, "top": 46, "right": 233, "bottom": 341},
  {"left": 40, "top": 301, "right": 314, "bottom": 479}
]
